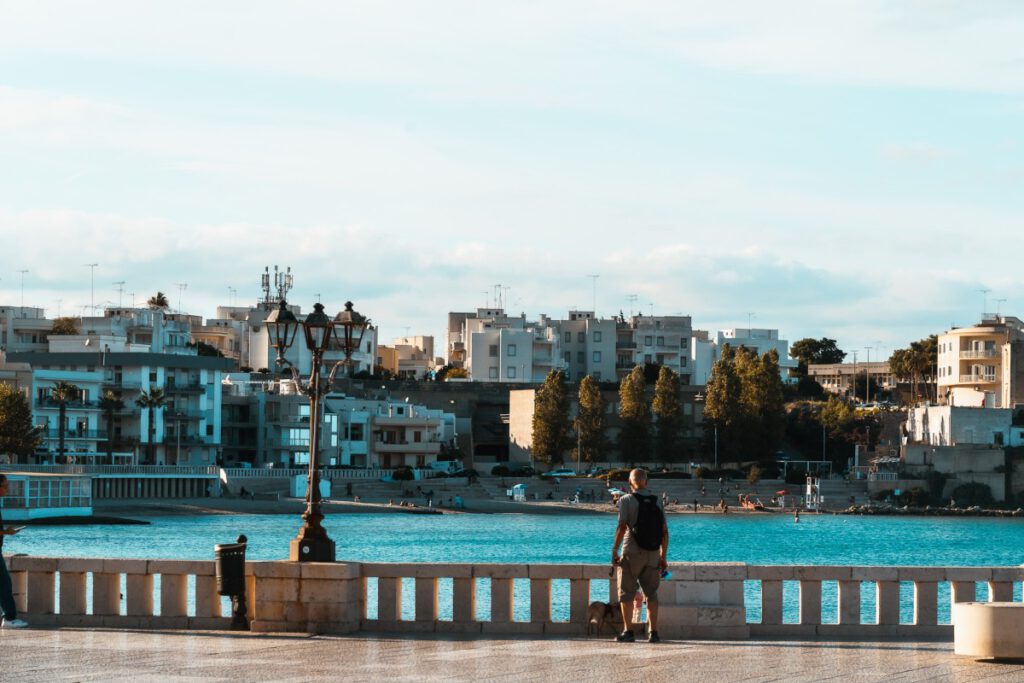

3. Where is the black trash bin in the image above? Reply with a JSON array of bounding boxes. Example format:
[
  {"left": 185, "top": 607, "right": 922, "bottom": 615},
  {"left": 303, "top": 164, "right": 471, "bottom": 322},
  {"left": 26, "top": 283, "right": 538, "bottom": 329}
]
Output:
[{"left": 214, "top": 534, "right": 249, "bottom": 629}]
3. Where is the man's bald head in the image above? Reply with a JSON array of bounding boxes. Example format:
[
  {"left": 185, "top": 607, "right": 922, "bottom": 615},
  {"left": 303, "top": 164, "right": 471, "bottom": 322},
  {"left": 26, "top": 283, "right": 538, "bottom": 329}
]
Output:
[{"left": 629, "top": 468, "right": 648, "bottom": 490}]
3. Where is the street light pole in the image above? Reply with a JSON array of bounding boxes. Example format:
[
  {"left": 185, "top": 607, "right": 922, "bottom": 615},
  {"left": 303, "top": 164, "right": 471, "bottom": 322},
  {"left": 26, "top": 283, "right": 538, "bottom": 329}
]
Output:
[{"left": 266, "top": 299, "right": 369, "bottom": 562}]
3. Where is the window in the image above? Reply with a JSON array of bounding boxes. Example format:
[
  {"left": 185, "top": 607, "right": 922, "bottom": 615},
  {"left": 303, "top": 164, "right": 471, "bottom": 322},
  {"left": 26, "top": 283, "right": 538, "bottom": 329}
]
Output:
[
  {"left": 489, "top": 367, "right": 499, "bottom": 379},
  {"left": 489, "top": 344, "right": 498, "bottom": 357},
  {"left": 644, "top": 354, "right": 652, "bottom": 363},
  {"left": 564, "top": 351, "right": 571, "bottom": 363},
  {"left": 680, "top": 338, "right": 688, "bottom": 349},
  {"left": 507, "top": 343, "right": 517, "bottom": 357},
  {"left": 507, "top": 366, "right": 517, "bottom": 379},
  {"left": 644, "top": 336, "right": 653, "bottom": 346},
  {"left": 564, "top": 331, "right": 571, "bottom": 343},
  {"left": 656, "top": 336, "right": 664, "bottom": 346},
  {"left": 592, "top": 372, "right": 601, "bottom": 380},
  {"left": 592, "top": 351, "right": 602, "bottom": 363},
  {"left": 577, "top": 332, "right": 585, "bottom": 343},
  {"left": 414, "top": 431, "right": 422, "bottom": 443},
  {"left": 594, "top": 331, "right": 602, "bottom": 343},
  {"left": 577, "top": 352, "right": 584, "bottom": 363},
  {"left": 680, "top": 357, "right": 687, "bottom": 367},
  {"left": 350, "top": 424, "right": 364, "bottom": 441}
]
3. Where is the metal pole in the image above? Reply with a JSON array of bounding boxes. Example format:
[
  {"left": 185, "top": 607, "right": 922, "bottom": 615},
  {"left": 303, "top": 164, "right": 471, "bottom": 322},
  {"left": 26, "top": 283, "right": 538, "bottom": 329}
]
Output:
[
  {"left": 714, "top": 424, "right": 718, "bottom": 470},
  {"left": 176, "top": 415, "right": 181, "bottom": 465}
]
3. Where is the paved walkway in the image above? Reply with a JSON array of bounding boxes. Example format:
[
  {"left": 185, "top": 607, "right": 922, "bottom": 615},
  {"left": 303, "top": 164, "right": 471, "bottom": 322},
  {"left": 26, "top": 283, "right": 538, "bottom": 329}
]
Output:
[{"left": 1, "top": 629, "right": 1021, "bottom": 682}]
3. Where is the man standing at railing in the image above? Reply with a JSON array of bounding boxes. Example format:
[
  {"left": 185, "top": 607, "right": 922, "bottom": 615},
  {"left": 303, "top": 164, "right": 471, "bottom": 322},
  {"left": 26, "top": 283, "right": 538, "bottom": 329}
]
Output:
[
  {"left": 611, "top": 468, "right": 668, "bottom": 643},
  {"left": 0, "top": 474, "right": 29, "bottom": 628}
]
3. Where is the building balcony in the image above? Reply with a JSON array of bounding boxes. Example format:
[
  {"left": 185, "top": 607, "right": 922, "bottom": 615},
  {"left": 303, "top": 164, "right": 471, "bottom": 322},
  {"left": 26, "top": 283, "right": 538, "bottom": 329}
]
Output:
[
  {"left": 165, "top": 383, "right": 206, "bottom": 395},
  {"left": 616, "top": 341, "right": 636, "bottom": 349},
  {"left": 103, "top": 379, "right": 142, "bottom": 390},
  {"left": 38, "top": 399, "right": 100, "bottom": 411},
  {"left": 371, "top": 414, "right": 437, "bottom": 427},
  {"left": 44, "top": 430, "right": 108, "bottom": 440},
  {"left": 374, "top": 441, "right": 442, "bottom": 454},
  {"left": 958, "top": 374, "right": 997, "bottom": 383},
  {"left": 959, "top": 350, "right": 998, "bottom": 360}
]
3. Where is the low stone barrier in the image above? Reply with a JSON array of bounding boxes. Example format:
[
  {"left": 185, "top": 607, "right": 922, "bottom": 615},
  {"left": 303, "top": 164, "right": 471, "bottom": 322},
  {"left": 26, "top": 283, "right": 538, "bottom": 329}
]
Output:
[{"left": 7, "top": 557, "right": 1021, "bottom": 639}]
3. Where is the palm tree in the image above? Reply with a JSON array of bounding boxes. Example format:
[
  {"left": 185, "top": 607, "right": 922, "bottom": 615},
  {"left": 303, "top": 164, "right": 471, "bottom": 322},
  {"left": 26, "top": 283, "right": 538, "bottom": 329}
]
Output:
[
  {"left": 147, "top": 292, "right": 169, "bottom": 310},
  {"left": 50, "top": 381, "right": 80, "bottom": 463},
  {"left": 99, "top": 390, "right": 125, "bottom": 465},
  {"left": 135, "top": 388, "right": 167, "bottom": 465}
]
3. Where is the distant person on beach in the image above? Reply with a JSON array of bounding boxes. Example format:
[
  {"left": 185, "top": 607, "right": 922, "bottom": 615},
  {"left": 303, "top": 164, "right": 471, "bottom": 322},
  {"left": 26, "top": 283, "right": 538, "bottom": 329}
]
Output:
[{"left": 0, "top": 474, "right": 28, "bottom": 629}]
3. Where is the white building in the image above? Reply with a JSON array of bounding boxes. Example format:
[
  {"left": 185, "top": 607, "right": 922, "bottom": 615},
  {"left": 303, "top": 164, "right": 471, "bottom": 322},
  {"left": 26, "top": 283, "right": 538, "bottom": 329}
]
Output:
[
  {"left": 690, "top": 327, "right": 797, "bottom": 385},
  {"left": 936, "top": 316, "right": 1024, "bottom": 409}
]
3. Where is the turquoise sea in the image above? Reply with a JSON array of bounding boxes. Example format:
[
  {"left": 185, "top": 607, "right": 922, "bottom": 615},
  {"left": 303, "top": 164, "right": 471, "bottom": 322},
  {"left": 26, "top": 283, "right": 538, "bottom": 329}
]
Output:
[{"left": 7, "top": 513, "right": 1023, "bottom": 624}]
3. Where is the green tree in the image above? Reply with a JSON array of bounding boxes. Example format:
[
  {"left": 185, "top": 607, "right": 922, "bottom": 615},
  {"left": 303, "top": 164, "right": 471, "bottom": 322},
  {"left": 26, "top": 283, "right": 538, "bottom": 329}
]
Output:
[
  {"left": 50, "top": 317, "right": 80, "bottom": 335},
  {"left": 99, "top": 390, "right": 125, "bottom": 465},
  {"left": 0, "top": 384, "right": 41, "bottom": 461},
  {"left": 532, "top": 370, "right": 571, "bottom": 465},
  {"left": 618, "top": 365, "right": 651, "bottom": 464},
  {"left": 703, "top": 345, "right": 742, "bottom": 463},
  {"left": 147, "top": 292, "right": 170, "bottom": 310},
  {"left": 575, "top": 375, "right": 608, "bottom": 466},
  {"left": 790, "top": 337, "right": 846, "bottom": 376},
  {"left": 652, "top": 366, "right": 682, "bottom": 463},
  {"left": 50, "top": 381, "right": 80, "bottom": 461},
  {"left": 135, "top": 388, "right": 167, "bottom": 465},
  {"left": 889, "top": 335, "right": 937, "bottom": 403}
]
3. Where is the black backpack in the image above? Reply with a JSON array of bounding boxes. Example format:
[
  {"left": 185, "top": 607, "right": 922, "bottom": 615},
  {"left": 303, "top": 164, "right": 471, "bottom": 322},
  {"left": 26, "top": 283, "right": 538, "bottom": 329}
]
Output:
[{"left": 630, "top": 493, "right": 664, "bottom": 551}]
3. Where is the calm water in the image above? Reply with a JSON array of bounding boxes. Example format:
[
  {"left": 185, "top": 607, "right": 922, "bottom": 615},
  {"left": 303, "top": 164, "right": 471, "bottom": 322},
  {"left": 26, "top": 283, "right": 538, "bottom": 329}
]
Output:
[
  {"left": 9, "top": 513, "right": 1022, "bottom": 624},
  {"left": 8, "top": 512, "right": 1024, "bottom": 566}
]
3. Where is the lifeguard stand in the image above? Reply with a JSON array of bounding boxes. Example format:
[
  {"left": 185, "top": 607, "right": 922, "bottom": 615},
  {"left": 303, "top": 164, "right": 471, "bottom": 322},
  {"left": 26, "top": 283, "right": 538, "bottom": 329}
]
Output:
[
  {"left": 804, "top": 475, "right": 824, "bottom": 511},
  {"left": 510, "top": 483, "right": 528, "bottom": 502}
]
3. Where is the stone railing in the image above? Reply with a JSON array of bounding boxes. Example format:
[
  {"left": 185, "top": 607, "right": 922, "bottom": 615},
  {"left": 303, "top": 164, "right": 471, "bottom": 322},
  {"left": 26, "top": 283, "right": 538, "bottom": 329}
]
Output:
[{"left": 7, "top": 557, "right": 1022, "bottom": 639}]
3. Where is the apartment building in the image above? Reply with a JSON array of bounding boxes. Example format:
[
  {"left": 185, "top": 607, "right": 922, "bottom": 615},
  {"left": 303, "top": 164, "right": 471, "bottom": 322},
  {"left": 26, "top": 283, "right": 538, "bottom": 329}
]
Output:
[
  {"left": 618, "top": 315, "right": 692, "bottom": 383},
  {"left": 6, "top": 307, "right": 233, "bottom": 466},
  {"left": 936, "top": 316, "right": 1024, "bottom": 409},
  {"left": 689, "top": 327, "right": 796, "bottom": 385},
  {"left": 808, "top": 361, "right": 895, "bottom": 399},
  {"left": 377, "top": 336, "right": 436, "bottom": 379},
  {"left": 0, "top": 306, "right": 55, "bottom": 353},
  {"left": 221, "top": 377, "right": 457, "bottom": 469}
]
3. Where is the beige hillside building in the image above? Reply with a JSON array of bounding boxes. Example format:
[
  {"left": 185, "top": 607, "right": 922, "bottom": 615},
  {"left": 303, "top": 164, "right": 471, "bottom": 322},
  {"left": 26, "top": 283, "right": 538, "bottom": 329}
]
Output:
[{"left": 936, "top": 316, "right": 1024, "bottom": 408}]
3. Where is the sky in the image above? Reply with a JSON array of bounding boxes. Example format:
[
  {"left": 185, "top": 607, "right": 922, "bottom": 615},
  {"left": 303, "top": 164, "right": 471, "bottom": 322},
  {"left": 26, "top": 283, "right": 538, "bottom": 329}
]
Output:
[{"left": 1, "top": 1, "right": 1022, "bottom": 361}]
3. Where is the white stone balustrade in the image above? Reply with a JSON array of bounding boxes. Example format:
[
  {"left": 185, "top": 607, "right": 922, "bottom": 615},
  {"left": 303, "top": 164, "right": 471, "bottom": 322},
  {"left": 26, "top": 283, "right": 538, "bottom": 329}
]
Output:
[{"left": 6, "top": 557, "right": 1023, "bottom": 639}]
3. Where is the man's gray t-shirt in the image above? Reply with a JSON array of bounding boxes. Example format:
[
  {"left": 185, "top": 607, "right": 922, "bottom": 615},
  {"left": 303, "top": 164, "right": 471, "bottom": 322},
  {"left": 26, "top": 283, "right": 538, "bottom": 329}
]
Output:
[{"left": 618, "top": 487, "right": 662, "bottom": 555}]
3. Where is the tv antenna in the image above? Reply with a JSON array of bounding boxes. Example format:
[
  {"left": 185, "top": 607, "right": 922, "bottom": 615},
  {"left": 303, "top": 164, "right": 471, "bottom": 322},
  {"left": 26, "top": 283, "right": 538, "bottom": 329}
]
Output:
[
  {"left": 979, "top": 288, "right": 991, "bottom": 319},
  {"left": 626, "top": 294, "right": 638, "bottom": 317},
  {"left": 113, "top": 281, "right": 125, "bottom": 308}
]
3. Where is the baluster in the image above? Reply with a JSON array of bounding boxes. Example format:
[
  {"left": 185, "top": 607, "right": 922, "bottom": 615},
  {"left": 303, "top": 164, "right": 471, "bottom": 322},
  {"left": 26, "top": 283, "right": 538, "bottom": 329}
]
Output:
[
  {"left": 876, "top": 581, "right": 900, "bottom": 625},
  {"left": 799, "top": 580, "right": 822, "bottom": 625},
  {"left": 160, "top": 574, "right": 188, "bottom": 618},
  {"left": 377, "top": 577, "right": 402, "bottom": 622},
  {"left": 491, "top": 578, "right": 514, "bottom": 623},
  {"left": 530, "top": 578, "right": 551, "bottom": 625},
  {"left": 59, "top": 571, "right": 87, "bottom": 616},
  {"left": 452, "top": 577, "right": 476, "bottom": 623},
  {"left": 838, "top": 581, "right": 860, "bottom": 625},
  {"left": 93, "top": 572, "right": 121, "bottom": 617},
  {"left": 760, "top": 580, "right": 783, "bottom": 625},
  {"left": 569, "top": 579, "right": 590, "bottom": 625},
  {"left": 914, "top": 581, "right": 938, "bottom": 625},
  {"left": 415, "top": 577, "right": 438, "bottom": 623}
]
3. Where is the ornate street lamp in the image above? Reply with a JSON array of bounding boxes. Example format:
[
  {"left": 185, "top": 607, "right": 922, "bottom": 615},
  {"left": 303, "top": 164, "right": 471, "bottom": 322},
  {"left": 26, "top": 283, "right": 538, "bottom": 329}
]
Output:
[{"left": 265, "top": 298, "right": 371, "bottom": 562}]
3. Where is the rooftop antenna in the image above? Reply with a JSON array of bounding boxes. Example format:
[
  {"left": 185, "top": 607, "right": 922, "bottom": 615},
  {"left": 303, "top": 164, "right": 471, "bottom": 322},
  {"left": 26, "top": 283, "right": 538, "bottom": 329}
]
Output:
[
  {"left": 588, "top": 274, "right": 599, "bottom": 313},
  {"left": 85, "top": 263, "right": 98, "bottom": 314},
  {"left": 113, "top": 281, "right": 125, "bottom": 308},
  {"left": 996, "top": 298, "right": 1007, "bottom": 318},
  {"left": 274, "top": 266, "right": 293, "bottom": 302},
  {"left": 17, "top": 269, "right": 28, "bottom": 309},
  {"left": 493, "top": 284, "right": 503, "bottom": 310},
  {"left": 746, "top": 312, "right": 755, "bottom": 335},
  {"left": 175, "top": 283, "right": 188, "bottom": 313},
  {"left": 626, "top": 294, "right": 638, "bottom": 317},
  {"left": 228, "top": 286, "right": 237, "bottom": 306},
  {"left": 979, "top": 288, "right": 991, "bottom": 320},
  {"left": 261, "top": 267, "right": 272, "bottom": 304}
]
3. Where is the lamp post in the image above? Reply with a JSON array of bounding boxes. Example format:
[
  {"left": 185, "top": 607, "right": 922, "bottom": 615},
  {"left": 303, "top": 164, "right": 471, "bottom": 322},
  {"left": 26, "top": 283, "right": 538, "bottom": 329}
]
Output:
[{"left": 265, "top": 299, "right": 370, "bottom": 562}]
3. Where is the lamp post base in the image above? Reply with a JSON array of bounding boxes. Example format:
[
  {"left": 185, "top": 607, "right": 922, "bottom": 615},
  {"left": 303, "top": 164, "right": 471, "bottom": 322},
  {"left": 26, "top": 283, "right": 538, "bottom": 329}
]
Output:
[{"left": 289, "top": 536, "right": 336, "bottom": 562}]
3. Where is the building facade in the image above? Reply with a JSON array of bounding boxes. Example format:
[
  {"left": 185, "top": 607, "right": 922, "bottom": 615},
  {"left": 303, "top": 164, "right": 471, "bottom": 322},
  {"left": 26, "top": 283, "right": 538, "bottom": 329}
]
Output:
[{"left": 936, "top": 316, "right": 1024, "bottom": 409}]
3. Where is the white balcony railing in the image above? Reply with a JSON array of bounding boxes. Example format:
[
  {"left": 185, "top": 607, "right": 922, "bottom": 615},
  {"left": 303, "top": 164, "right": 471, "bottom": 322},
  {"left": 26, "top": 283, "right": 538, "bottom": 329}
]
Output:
[
  {"left": 959, "top": 350, "right": 998, "bottom": 359},
  {"left": 958, "top": 374, "right": 997, "bottom": 383}
]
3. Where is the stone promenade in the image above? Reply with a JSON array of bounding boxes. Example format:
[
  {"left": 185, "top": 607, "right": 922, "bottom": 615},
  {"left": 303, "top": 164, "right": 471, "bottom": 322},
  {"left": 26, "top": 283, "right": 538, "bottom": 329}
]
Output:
[{"left": 1, "top": 629, "right": 1022, "bottom": 682}]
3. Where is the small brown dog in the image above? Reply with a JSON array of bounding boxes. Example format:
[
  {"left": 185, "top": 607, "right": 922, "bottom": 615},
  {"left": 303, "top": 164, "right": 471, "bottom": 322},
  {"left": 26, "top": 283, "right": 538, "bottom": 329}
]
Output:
[{"left": 587, "top": 601, "right": 623, "bottom": 635}]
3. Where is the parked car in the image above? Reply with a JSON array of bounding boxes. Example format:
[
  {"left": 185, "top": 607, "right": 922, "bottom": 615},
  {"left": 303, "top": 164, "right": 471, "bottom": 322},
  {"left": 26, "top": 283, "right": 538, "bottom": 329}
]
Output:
[
  {"left": 508, "top": 465, "right": 536, "bottom": 477},
  {"left": 541, "top": 468, "right": 577, "bottom": 478}
]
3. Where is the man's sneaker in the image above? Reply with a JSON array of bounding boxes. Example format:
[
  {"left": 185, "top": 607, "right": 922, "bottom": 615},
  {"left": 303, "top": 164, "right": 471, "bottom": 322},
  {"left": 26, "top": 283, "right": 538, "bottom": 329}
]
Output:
[
  {"left": 615, "top": 629, "right": 635, "bottom": 643},
  {"left": 648, "top": 630, "right": 661, "bottom": 643},
  {"left": 2, "top": 618, "right": 28, "bottom": 629}
]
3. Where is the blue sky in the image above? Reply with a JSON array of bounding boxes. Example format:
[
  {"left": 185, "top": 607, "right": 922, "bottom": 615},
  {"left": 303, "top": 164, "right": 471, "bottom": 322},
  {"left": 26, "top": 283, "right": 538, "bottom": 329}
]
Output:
[{"left": 1, "top": 1, "right": 1022, "bottom": 359}]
